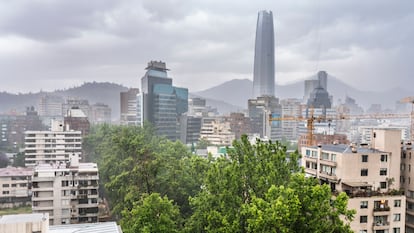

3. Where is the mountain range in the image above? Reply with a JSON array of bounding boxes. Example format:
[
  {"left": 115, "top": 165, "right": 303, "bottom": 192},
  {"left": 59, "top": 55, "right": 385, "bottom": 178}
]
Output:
[
  {"left": 194, "top": 77, "right": 412, "bottom": 113},
  {"left": 0, "top": 78, "right": 411, "bottom": 119}
]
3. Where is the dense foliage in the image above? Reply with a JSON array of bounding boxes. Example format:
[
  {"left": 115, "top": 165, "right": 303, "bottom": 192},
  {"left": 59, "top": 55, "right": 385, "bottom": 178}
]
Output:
[{"left": 84, "top": 125, "right": 354, "bottom": 232}]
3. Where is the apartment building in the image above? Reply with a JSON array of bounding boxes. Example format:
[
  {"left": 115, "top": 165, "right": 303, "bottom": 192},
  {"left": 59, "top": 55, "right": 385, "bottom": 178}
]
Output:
[
  {"left": 301, "top": 129, "right": 405, "bottom": 233},
  {"left": 24, "top": 120, "right": 82, "bottom": 167},
  {"left": 200, "top": 117, "right": 235, "bottom": 146},
  {"left": 32, "top": 153, "right": 99, "bottom": 225},
  {"left": 0, "top": 167, "right": 33, "bottom": 208},
  {"left": 402, "top": 142, "right": 414, "bottom": 232}
]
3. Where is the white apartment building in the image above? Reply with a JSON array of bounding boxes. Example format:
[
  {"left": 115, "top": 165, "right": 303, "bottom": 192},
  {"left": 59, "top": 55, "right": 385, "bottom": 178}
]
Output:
[
  {"left": 301, "top": 129, "right": 405, "bottom": 233},
  {"left": 24, "top": 120, "right": 82, "bottom": 167},
  {"left": 32, "top": 154, "right": 99, "bottom": 225},
  {"left": 0, "top": 167, "right": 33, "bottom": 208}
]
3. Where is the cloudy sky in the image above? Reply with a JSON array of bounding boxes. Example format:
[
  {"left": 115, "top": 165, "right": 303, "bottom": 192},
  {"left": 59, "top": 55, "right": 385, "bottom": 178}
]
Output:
[{"left": 0, "top": 0, "right": 413, "bottom": 93}]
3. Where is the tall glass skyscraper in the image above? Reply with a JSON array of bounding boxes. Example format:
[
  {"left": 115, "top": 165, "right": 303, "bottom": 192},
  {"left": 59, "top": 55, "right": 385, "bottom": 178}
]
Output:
[{"left": 253, "top": 10, "right": 275, "bottom": 98}]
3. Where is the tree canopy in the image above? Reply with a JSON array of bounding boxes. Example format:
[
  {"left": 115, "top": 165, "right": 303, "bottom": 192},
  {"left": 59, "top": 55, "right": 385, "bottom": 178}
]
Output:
[{"left": 84, "top": 125, "right": 354, "bottom": 232}]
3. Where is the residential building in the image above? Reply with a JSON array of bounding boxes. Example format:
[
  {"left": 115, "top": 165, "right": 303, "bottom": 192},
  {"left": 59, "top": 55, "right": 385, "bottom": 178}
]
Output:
[
  {"left": 24, "top": 120, "right": 82, "bottom": 167},
  {"left": 0, "top": 167, "right": 33, "bottom": 208},
  {"left": 223, "top": 112, "right": 251, "bottom": 140},
  {"left": 32, "top": 153, "right": 99, "bottom": 225},
  {"left": 301, "top": 129, "right": 405, "bottom": 233},
  {"left": 139, "top": 61, "right": 188, "bottom": 141},
  {"left": 253, "top": 10, "right": 275, "bottom": 98},
  {"left": 402, "top": 142, "right": 414, "bottom": 232},
  {"left": 120, "top": 88, "right": 139, "bottom": 125},
  {"left": 90, "top": 103, "right": 111, "bottom": 124},
  {"left": 200, "top": 117, "right": 235, "bottom": 146},
  {"left": 38, "top": 95, "right": 64, "bottom": 117},
  {"left": 280, "top": 98, "right": 302, "bottom": 140}
]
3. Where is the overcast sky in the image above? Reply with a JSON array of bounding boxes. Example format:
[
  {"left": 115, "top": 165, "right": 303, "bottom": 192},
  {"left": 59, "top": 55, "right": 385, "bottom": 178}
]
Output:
[{"left": 0, "top": 0, "right": 413, "bottom": 94}]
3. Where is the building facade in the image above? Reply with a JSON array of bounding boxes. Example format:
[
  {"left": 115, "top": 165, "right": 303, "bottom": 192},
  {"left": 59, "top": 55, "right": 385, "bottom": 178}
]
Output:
[
  {"left": 32, "top": 154, "right": 99, "bottom": 225},
  {"left": 0, "top": 167, "right": 33, "bottom": 208},
  {"left": 140, "top": 61, "right": 188, "bottom": 141},
  {"left": 301, "top": 129, "right": 405, "bottom": 233},
  {"left": 24, "top": 120, "right": 82, "bottom": 167},
  {"left": 120, "top": 88, "right": 139, "bottom": 126},
  {"left": 252, "top": 10, "right": 275, "bottom": 98},
  {"left": 248, "top": 96, "right": 281, "bottom": 140}
]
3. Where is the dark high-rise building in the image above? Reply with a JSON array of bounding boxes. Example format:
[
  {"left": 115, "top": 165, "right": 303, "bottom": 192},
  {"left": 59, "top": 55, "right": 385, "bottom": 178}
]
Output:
[
  {"left": 140, "top": 61, "right": 188, "bottom": 141},
  {"left": 253, "top": 10, "right": 275, "bottom": 98}
]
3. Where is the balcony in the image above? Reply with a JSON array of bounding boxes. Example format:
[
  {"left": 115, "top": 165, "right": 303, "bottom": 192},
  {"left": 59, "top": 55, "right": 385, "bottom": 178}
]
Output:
[
  {"left": 319, "top": 159, "right": 337, "bottom": 167},
  {"left": 372, "top": 221, "right": 389, "bottom": 231},
  {"left": 373, "top": 206, "right": 390, "bottom": 216},
  {"left": 319, "top": 171, "right": 337, "bottom": 181}
]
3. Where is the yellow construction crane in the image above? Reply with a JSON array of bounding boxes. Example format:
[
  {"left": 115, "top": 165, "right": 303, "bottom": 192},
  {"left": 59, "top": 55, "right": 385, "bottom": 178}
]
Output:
[{"left": 270, "top": 110, "right": 411, "bottom": 147}]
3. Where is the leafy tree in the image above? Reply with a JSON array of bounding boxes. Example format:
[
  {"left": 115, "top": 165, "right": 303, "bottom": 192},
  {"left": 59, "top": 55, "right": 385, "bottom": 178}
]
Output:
[
  {"left": 121, "top": 193, "right": 181, "bottom": 233},
  {"left": 12, "top": 152, "right": 25, "bottom": 167},
  {"left": 186, "top": 135, "right": 354, "bottom": 232}
]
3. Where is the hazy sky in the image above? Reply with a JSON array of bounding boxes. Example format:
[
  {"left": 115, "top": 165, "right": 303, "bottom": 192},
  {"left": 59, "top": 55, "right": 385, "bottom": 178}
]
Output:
[{"left": 0, "top": 0, "right": 413, "bottom": 93}]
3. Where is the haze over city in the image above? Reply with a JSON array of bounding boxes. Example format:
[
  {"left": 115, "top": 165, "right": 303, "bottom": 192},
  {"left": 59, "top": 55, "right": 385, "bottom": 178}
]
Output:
[{"left": 1, "top": 0, "right": 413, "bottom": 93}]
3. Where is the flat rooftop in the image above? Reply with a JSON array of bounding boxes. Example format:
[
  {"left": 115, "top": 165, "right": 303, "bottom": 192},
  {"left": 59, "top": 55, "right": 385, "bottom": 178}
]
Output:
[
  {"left": 0, "top": 213, "right": 48, "bottom": 224},
  {"left": 49, "top": 222, "right": 122, "bottom": 233},
  {"left": 0, "top": 167, "right": 33, "bottom": 177},
  {"left": 308, "top": 144, "right": 386, "bottom": 154}
]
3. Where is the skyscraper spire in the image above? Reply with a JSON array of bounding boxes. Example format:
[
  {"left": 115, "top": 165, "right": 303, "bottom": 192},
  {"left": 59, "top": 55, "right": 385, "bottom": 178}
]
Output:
[{"left": 253, "top": 10, "right": 275, "bottom": 98}]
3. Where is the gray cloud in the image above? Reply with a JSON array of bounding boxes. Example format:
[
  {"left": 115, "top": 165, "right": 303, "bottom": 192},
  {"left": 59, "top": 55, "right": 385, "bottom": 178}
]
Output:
[{"left": 0, "top": 0, "right": 413, "bottom": 94}]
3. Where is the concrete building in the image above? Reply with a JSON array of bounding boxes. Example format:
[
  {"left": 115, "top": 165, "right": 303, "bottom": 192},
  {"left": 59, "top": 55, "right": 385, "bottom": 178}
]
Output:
[
  {"left": 32, "top": 154, "right": 99, "bottom": 225},
  {"left": 140, "top": 61, "right": 188, "bottom": 141},
  {"left": 24, "top": 120, "right": 82, "bottom": 167},
  {"left": 303, "top": 71, "right": 329, "bottom": 103},
  {"left": 253, "top": 10, "right": 275, "bottom": 98},
  {"left": 223, "top": 112, "right": 251, "bottom": 140},
  {"left": 90, "top": 103, "right": 111, "bottom": 124},
  {"left": 0, "top": 167, "right": 33, "bottom": 208},
  {"left": 301, "top": 129, "right": 405, "bottom": 233},
  {"left": 38, "top": 95, "right": 64, "bottom": 117},
  {"left": 180, "top": 115, "right": 202, "bottom": 145},
  {"left": 280, "top": 98, "right": 303, "bottom": 140},
  {"left": 188, "top": 98, "right": 218, "bottom": 117},
  {"left": 62, "top": 99, "right": 91, "bottom": 121},
  {"left": 120, "top": 88, "right": 139, "bottom": 125},
  {"left": 0, "top": 213, "right": 49, "bottom": 233},
  {"left": 200, "top": 117, "right": 235, "bottom": 146},
  {"left": 0, "top": 107, "right": 45, "bottom": 150},
  {"left": 402, "top": 142, "right": 414, "bottom": 232},
  {"left": 64, "top": 107, "right": 90, "bottom": 136}
]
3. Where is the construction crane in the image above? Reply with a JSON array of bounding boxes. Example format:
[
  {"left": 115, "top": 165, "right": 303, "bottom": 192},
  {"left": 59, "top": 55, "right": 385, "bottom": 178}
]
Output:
[
  {"left": 400, "top": 96, "right": 414, "bottom": 142},
  {"left": 270, "top": 111, "right": 411, "bottom": 147}
]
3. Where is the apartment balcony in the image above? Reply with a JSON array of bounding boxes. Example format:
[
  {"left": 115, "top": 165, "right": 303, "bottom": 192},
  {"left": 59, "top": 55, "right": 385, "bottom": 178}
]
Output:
[
  {"left": 373, "top": 206, "right": 390, "bottom": 216},
  {"left": 304, "top": 156, "right": 317, "bottom": 163},
  {"left": 372, "top": 221, "right": 389, "bottom": 231},
  {"left": 304, "top": 168, "right": 317, "bottom": 176},
  {"left": 319, "top": 171, "right": 337, "bottom": 181},
  {"left": 406, "top": 209, "right": 414, "bottom": 216},
  {"left": 406, "top": 221, "right": 414, "bottom": 229},
  {"left": 319, "top": 159, "right": 337, "bottom": 167},
  {"left": 32, "top": 196, "right": 53, "bottom": 201}
]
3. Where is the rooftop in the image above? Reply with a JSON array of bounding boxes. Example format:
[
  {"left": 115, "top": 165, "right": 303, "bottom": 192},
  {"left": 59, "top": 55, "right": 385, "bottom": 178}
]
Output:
[
  {"left": 49, "top": 222, "right": 122, "bottom": 233},
  {"left": 0, "top": 213, "right": 48, "bottom": 224},
  {"left": 0, "top": 167, "right": 33, "bottom": 177},
  {"left": 308, "top": 144, "right": 386, "bottom": 154}
]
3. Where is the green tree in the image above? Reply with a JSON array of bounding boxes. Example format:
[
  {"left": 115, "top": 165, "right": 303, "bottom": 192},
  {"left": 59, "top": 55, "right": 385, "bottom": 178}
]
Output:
[
  {"left": 121, "top": 193, "right": 181, "bottom": 233},
  {"left": 186, "top": 135, "right": 354, "bottom": 232},
  {"left": 12, "top": 152, "right": 25, "bottom": 167}
]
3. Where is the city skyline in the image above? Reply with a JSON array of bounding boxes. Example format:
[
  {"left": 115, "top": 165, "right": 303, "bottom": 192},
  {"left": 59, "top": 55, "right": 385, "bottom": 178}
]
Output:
[{"left": 0, "top": 1, "right": 413, "bottom": 93}]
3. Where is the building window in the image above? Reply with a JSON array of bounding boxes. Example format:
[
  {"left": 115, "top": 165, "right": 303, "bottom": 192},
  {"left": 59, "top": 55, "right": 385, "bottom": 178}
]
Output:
[
  {"left": 2, "top": 191, "right": 9, "bottom": 195},
  {"left": 361, "top": 169, "right": 368, "bottom": 176},
  {"left": 380, "top": 182, "right": 387, "bottom": 189},
  {"left": 380, "top": 168, "right": 387, "bottom": 176},
  {"left": 306, "top": 150, "right": 310, "bottom": 156},
  {"left": 393, "top": 227, "right": 400, "bottom": 233},
  {"left": 359, "top": 230, "right": 367, "bottom": 233},
  {"left": 381, "top": 154, "right": 388, "bottom": 162},
  {"left": 393, "top": 213, "right": 401, "bottom": 221},
  {"left": 361, "top": 155, "right": 368, "bottom": 162},
  {"left": 360, "top": 215, "right": 368, "bottom": 223},
  {"left": 360, "top": 201, "right": 368, "bottom": 209},
  {"left": 331, "top": 154, "right": 336, "bottom": 161},
  {"left": 2, "top": 184, "right": 9, "bottom": 187},
  {"left": 394, "top": 200, "right": 401, "bottom": 207}
]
